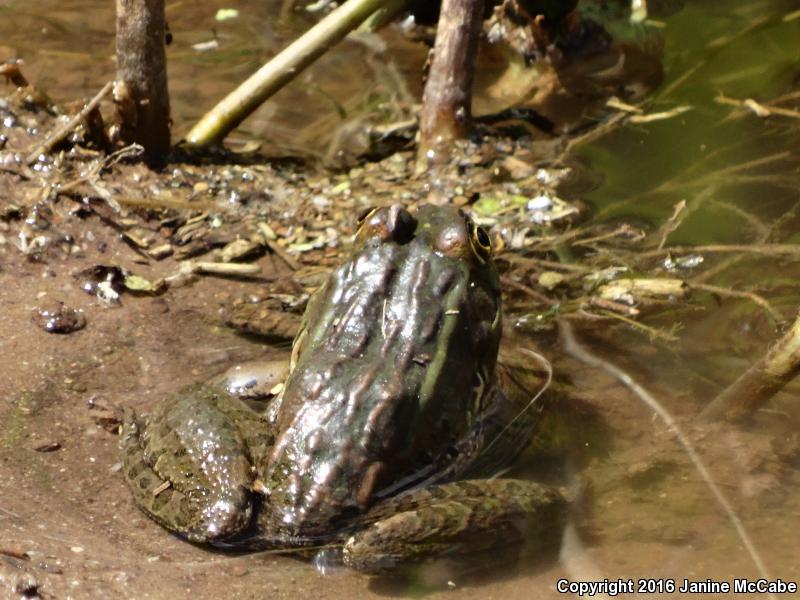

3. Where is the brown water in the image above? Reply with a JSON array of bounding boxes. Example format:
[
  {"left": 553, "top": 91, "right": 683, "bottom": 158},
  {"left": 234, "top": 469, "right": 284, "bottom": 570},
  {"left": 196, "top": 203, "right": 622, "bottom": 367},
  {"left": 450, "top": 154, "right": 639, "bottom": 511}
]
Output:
[{"left": 1, "top": 1, "right": 799, "bottom": 598}]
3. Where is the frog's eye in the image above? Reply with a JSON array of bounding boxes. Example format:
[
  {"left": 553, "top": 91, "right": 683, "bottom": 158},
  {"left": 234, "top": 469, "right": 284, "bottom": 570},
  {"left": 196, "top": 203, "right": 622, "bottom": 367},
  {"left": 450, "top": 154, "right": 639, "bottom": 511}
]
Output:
[
  {"left": 467, "top": 220, "right": 492, "bottom": 262},
  {"left": 356, "top": 206, "right": 378, "bottom": 226}
]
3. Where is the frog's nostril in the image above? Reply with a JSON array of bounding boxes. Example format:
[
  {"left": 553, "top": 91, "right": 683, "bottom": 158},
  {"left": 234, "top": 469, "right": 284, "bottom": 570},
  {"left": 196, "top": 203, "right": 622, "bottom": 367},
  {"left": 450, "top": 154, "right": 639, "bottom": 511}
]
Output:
[
  {"left": 356, "top": 204, "right": 416, "bottom": 244},
  {"left": 385, "top": 204, "right": 417, "bottom": 244}
]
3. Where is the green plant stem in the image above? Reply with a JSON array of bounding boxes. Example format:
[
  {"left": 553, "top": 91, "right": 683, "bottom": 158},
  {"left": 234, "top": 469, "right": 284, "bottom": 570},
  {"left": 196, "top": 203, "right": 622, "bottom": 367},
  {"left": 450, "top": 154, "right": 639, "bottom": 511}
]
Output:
[{"left": 186, "top": 0, "right": 409, "bottom": 147}]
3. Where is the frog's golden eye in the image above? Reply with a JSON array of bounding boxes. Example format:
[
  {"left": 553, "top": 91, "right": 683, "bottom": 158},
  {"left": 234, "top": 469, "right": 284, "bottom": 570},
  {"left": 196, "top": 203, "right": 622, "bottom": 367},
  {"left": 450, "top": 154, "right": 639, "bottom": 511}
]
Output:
[
  {"left": 356, "top": 206, "right": 378, "bottom": 226},
  {"left": 467, "top": 220, "right": 492, "bottom": 262}
]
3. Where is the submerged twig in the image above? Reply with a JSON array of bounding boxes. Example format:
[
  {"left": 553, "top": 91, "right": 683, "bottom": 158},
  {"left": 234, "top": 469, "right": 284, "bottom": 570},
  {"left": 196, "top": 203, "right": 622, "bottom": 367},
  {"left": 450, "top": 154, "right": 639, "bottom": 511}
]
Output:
[
  {"left": 690, "top": 283, "right": 780, "bottom": 323},
  {"left": 502, "top": 276, "right": 557, "bottom": 306},
  {"left": 591, "top": 309, "right": 680, "bottom": 343},
  {"left": 25, "top": 81, "right": 113, "bottom": 165},
  {"left": 564, "top": 112, "right": 627, "bottom": 153},
  {"left": 656, "top": 200, "right": 687, "bottom": 250},
  {"left": 701, "top": 312, "right": 800, "bottom": 422},
  {"left": 641, "top": 243, "right": 800, "bottom": 260},
  {"left": 716, "top": 93, "right": 800, "bottom": 120},
  {"left": 628, "top": 105, "right": 692, "bottom": 124},
  {"left": 559, "top": 320, "right": 775, "bottom": 595}
]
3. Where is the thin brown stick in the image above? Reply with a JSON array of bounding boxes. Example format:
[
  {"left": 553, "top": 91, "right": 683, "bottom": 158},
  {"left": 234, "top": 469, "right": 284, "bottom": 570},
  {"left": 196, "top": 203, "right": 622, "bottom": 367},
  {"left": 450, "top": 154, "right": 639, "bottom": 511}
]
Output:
[
  {"left": 640, "top": 243, "right": 800, "bottom": 260},
  {"left": 563, "top": 112, "right": 627, "bottom": 154},
  {"left": 504, "top": 255, "right": 593, "bottom": 273},
  {"left": 691, "top": 283, "right": 781, "bottom": 323},
  {"left": 58, "top": 144, "right": 144, "bottom": 194},
  {"left": 257, "top": 222, "right": 300, "bottom": 271},
  {"left": 593, "top": 309, "right": 680, "bottom": 342},
  {"left": 716, "top": 93, "right": 800, "bottom": 120},
  {"left": 656, "top": 200, "right": 687, "bottom": 250},
  {"left": 571, "top": 225, "right": 644, "bottom": 247},
  {"left": 701, "top": 312, "right": 800, "bottom": 421},
  {"left": 501, "top": 276, "right": 557, "bottom": 306},
  {"left": 25, "top": 81, "right": 113, "bottom": 165}
]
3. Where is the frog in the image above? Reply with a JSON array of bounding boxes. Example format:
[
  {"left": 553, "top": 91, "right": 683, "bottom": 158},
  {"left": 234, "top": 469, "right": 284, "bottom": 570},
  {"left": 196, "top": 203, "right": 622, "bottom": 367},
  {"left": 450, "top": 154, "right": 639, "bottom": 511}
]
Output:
[{"left": 120, "top": 204, "right": 566, "bottom": 574}]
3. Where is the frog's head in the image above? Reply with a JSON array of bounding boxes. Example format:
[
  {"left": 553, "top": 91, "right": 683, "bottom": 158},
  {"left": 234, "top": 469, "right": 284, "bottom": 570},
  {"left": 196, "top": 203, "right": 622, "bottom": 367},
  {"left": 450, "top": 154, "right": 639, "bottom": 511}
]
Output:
[{"left": 261, "top": 204, "right": 502, "bottom": 540}]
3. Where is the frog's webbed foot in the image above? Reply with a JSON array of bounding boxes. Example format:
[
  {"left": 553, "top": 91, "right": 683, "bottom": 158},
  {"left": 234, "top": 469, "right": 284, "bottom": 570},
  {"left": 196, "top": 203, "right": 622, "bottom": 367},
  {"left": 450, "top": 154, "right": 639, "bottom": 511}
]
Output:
[
  {"left": 342, "top": 479, "right": 567, "bottom": 575},
  {"left": 121, "top": 384, "right": 264, "bottom": 544}
]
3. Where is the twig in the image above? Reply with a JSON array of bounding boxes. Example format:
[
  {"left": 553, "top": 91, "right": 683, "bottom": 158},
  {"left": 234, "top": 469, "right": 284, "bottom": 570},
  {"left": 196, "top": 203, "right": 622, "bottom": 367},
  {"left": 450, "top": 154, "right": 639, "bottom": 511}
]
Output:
[
  {"left": 598, "top": 151, "right": 792, "bottom": 218},
  {"left": 694, "top": 200, "right": 799, "bottom": 284},
  {"left": 696, "top": 151, "right": 792, "bottom": 181},
  {"left": 656, "top": 61, "right": 704, "bottom": 99},
  {"left": 193, "top": 261, "right": 261, "bottom": 276},
  {"left": 186, "top": 0, "right": 410, "bottom": 146},
  {"left": 571, "top": 225, "right": 644, "bottom": 248},
  {"left": 505, "top": 255, "right": 593, "bottom": 274},
  {"left": 592, "top": 309, "right": 680, "bottom": 343},
  {"left": 564, "top": 112, "right": 627, "bottom": 153},
  {"left": 641, "top": 243, "right": 800, "bottom": 260},
  {"left": 628, "top": 105, "right": 692, "bottom": 124},
  {"left": 690, "top": 283, "right": 781, "bottom": 323},
  {"left": 25, "top": 81, "right": 113, "bottom": 165},
  {"left": 257, "top": 222, "right": 300, "bottom": 271},
  {"left": 57, "top": 144, "right": 144, "bottom": 197},
  {"left": 501, "top": 276, "right": 557, "bottom": 306},
  {"left": 656, "top": 200, "right": 686, "bottom": 250},
  {"left": 716, "top": 93, "right": 800, "bottom": 120},
  {"left": 708, "top": 199, "right": 770, "bottom": 239},
  {"left": 559, "top": 320, "right": 776, "bottom": 596},
  {"left": 701, "top": 312, "right": 800, "bottom": 422}
]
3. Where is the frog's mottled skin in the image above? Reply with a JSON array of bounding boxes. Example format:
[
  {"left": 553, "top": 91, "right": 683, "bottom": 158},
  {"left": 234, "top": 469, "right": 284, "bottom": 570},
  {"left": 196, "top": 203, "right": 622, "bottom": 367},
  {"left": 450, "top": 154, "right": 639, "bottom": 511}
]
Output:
[{"left": 121, "top": 204, "right": 566, "bottom": 573}]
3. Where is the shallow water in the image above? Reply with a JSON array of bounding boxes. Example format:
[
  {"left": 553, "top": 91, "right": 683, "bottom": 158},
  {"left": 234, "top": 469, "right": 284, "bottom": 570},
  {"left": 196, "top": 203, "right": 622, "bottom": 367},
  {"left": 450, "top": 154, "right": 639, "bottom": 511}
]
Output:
[{"left": 1, "top": 0, "right": 799, "bottom": 598}]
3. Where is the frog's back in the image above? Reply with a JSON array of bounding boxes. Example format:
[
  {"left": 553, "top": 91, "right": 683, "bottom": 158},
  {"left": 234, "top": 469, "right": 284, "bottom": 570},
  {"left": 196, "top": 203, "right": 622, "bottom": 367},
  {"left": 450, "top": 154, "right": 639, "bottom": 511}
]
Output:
[{"left": 261, "top": 208, "right": 502, "bottom": 540}]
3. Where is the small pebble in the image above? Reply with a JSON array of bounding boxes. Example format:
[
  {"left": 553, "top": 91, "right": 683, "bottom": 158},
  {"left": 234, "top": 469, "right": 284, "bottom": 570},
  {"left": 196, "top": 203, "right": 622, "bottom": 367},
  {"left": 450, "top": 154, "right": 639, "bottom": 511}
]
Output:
[{"left": 31, "top": 301, "right": 86, "bottom": 334}]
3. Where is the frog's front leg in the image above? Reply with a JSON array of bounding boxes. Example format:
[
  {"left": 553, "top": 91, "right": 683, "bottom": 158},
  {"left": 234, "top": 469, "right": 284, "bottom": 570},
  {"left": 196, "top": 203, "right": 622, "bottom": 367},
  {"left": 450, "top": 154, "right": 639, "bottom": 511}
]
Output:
[
  {"left": 342, "top": 479, "right": 567, "bottom": 574},
  {"left": 121, "top": 384, "right": 272, "bottom": 544}
]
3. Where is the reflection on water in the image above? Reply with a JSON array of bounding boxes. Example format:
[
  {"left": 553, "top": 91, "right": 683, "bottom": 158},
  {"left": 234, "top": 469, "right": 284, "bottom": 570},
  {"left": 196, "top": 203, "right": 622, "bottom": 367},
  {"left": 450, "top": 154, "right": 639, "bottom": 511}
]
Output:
[{"left": 1, "top": 0, "right": 799, "bottom": 595}]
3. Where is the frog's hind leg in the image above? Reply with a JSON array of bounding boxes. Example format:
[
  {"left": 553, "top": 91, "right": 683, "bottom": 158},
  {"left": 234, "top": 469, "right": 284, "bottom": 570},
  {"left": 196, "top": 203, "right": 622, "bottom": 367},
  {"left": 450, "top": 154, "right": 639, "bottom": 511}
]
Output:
[
  {"left": 342, "top": 479, "right": 567, "bottom": 575},
  {"left": 120, "top": 384, "right": 262, "bottom": 544}
]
